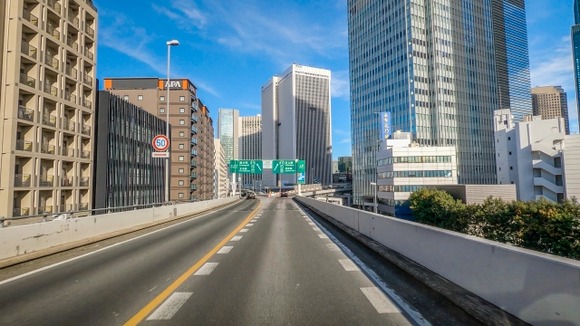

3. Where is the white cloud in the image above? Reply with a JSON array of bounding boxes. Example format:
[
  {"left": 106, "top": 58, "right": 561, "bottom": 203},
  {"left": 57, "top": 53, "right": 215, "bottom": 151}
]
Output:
[{"left": 331, "top": 70, "right": 350, "bottom": 100}]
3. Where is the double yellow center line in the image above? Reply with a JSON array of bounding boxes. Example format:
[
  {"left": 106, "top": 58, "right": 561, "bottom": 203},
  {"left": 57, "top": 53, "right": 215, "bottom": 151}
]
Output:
[{"left": 124, "top": 202, "right": 261, "bottom": 325}]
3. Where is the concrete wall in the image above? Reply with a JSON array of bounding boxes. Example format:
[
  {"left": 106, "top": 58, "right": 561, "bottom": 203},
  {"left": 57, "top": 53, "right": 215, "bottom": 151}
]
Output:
[
  {"left": 295, "top": 196, "right": 580, "bottom": 325},
  {"left": 0, "top": 198, "right": 238, "bottom": 261}
]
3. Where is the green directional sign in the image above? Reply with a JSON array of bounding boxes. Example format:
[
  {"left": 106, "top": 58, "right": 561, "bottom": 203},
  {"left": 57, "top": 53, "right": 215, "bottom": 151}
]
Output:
[
  {"left": 297, "top": 160, "right": 306, "bottom": 173},
  {"left": 273, "top": 160, "right": 297, "bottom": 174},
  {"left": 230, "top": 160, "right": 263, "bottom": 174}
]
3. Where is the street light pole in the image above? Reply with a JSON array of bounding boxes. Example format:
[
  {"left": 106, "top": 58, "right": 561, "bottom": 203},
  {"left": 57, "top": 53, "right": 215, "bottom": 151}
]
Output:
[
  {"left": 165, "top": 40, "right": 179, "bottom": 203},
  {"left": 370, "top": 182, "right": 377, "bottom": 213}
]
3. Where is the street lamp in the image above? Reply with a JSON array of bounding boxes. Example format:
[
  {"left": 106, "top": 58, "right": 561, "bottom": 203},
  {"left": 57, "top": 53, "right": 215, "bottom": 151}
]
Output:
[
  {"left": 370, "top": 182, "right": 377, "bottom": 213},
  {"left": 165, "top": 39, "right": 179, "bottom": 203}
]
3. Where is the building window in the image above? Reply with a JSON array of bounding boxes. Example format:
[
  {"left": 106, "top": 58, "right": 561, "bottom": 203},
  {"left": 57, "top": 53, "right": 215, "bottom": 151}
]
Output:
[
  {"left": 510, "top": 166, "right": 513, "bottom": 170},
  {"left": 179, "top": 131, "right": 185, "bottom": 137},
  {"left": 179, "top": 96, "right": 185, "bottom": 101},
  {"left": 179, "top": 120, "right": 185, "bottom": 125},
  {"left": 179, "top": 144, "right": 184, "bottom": 149},
  {"left": 160, "top": 96, "right": 165, "bottom": 102},
  {"left": 508, "top": 137, "right": 511, "bottom": 141},
  {"left": 179, "top": 107, "right": 185, "bottom": 113},
  {"left": 160, "top": 108, "right": 165, "bottom": 113},
  {"left": 178, "top": 168, "right": 184, "bottom": 174},
  {"left": 178, "top": 193, "right": 184, "bottom": 198},
  {"left": 137, "top": 95, "right": 143, "bottom": 101},
  {"left": 178, "top": 180, "right": 184, "bottom": 186},
  {"left": 509, "top": 152, "right": 512, "bottom": 155},
  {"left": 123, "top": 95, "right": 129, "bottom": 100},
  {"left": 179, "top": 156, "right": 184, "bottom": 161}
]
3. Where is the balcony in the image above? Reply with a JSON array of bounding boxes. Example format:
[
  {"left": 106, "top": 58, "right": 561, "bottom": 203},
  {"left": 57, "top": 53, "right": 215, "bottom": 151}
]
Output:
[
  {"left": 80, "top": 150, "right": 90, "bottom": 159},
  {"left": 191, "top": 172, "right": 197, "bottom": 179},
  {"left": 21, "top": 43, "right": 37, "bottom": 58},
  {"left": 83, "top": 74, "right": 93, "bottom": 86},
  {"left": 44, "top": 53, "right": 59, "bottom": 70},
  {"left": 84, "top": 47, "right": 94, "bottom": 60},
  {"left": 22, "top": 9, "right": 39, "bottom": 26},
  {"left": 41, "top": 144, "right": 56, "bottom": 155},
  {"left": 81, "top": 124, "right": 91, "bottom": 136},
  {"left": 46, "top": 0, "right": 61, "bottom": 13},
  {"left": 47, "top": 25, "right": 60, "bottom": 40},
  {"left": 39, "top": 175, "right": 54, "bottom": 187},
  {"left": 79, "top": 177, "right": 89, "bottom": 187},
  {"left": 82, "top": 99, "right": 92, "bottom": 109},
  {"left": 20, "top": 73, "right": 35, "bottom": 88},
  {"left": 42, "top": 114, "right": 57, "bottom": 127},
  {"left": 14, "top": 174, "right": 31, "bottom": 187},
  {"left": 64, "top": 91, "right": 77, "bottom": 103},
  {"left": 15, "top": 139, "right": 33, "bottom": 152},
  {"left": 44, "top": 83, "right": 58, "bottom": 97},
  {"left": 66, "top": 37, "right": 79, "bottom": 51},
  {"left": 13, "top": 207, "right": 30, "bottom": 217},
  {"left": 79, "top": 203, "right": 89, "bottom": 210},
  {"left": 190, "top": 184, "right": 197, "bottom": 190},
  {"left": 65, "top": 65, "right": 78, "bottom": 79},
  {"left": 61, "top": 177, "right": 73, "bottom": 187},
  {"left": 85, "top": 24, "right": 94, "bottom": 38},
  {"left": 39, "top": 206, "right": 54, "bottom": 214},
  {"left": 62, "top": 118, "right": 75, "bottom": 132},
  {"left": 18, "top": 106, "right": 34, "bottom": 122}
]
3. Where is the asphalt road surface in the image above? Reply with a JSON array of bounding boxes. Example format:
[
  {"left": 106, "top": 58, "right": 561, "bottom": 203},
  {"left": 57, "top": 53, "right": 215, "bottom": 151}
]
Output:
[{"left": 0, "top": 197, "right": 481, "bottom": 325}]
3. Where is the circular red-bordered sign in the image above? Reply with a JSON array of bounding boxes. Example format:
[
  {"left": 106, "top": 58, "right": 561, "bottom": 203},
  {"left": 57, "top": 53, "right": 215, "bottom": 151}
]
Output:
[{"left": 152, "top": 135, "right": 170, "bottom": 151}]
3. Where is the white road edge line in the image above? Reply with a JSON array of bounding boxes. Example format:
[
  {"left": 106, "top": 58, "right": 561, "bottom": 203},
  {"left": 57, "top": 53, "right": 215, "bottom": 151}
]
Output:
[
  {"left": 339, "top": 259, "right": 361, "bottom": 272},
  {"left": 146, "top": 292, "right": 192, "bottom": 320},
  {"left": 194, "top": 262, "right": 219, "bottom": 276},
  {"left": 360, "top": 287, "right": 400, "bottom": 314},
  {"left": 326, "top": 243, "right": 341, "bottom": 252},
  {"left": 217, "top": 246, "right": 233, "bottom": 254},
  {"left": 298, "top": 208, "right": 431, "bottom": 326}
]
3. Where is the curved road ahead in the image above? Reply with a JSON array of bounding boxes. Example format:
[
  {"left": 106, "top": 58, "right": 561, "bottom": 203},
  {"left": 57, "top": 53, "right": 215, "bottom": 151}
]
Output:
[{"left": 0, "top": 198, "right": 480, "bottom": 325}]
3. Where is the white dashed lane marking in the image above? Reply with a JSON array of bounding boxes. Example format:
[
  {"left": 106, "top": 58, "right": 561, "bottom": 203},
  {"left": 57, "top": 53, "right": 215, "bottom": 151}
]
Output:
[
  {"left": 217, "top": 246, "right": 233, "bottom": 254},
  {"left": 246, "top": 223, "right": 254, "bottom": 227},
  {"left": 146, "top": 292, "right": 192, "bottom": 320},
  {"left": 360, "top": 287, "right": 401, "bottom": 314},
  {"left": 194, "top": 262, "right": 219, "bottom": 276},
  {"left": 318, "top": 233, "right": 329, "bottom": 239},
  {"left": 231, "top": 236, "right": 243, "bottom": 242},
  {"left": 326, "top": 243, "right": 341, "bottom": 252},
  {"left": 239, "top": 228, "right": 249, "bottom": 233},
  {"left": 338, "top": 259, "right": 360, "bottom": 272}
]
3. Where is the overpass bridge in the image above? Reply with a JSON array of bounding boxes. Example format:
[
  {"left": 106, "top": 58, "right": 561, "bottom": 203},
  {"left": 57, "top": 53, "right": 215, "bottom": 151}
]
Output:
[{"left": 0, "top": 196, "right": 577, "bottom": 325}]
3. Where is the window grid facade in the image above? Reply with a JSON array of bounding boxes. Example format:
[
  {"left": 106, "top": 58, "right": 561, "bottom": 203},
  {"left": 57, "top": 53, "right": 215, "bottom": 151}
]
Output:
[{"left": 239, "top": 115, "right": 262, "bottom": 188}]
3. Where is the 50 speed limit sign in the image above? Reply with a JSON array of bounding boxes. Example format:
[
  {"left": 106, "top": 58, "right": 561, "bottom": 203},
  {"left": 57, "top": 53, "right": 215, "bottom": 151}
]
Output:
[{"left": 152, "top": 135, "right": 170, "bottom": 151}]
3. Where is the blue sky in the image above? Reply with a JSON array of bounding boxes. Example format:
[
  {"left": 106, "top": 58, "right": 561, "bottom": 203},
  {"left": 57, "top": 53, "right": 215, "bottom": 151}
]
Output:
[{"left": 94, "top": 0, "right": 578, "bottom": 160}]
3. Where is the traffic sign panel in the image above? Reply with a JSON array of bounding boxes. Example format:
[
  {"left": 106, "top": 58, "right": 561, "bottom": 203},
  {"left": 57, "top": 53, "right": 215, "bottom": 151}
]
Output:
[
  {"left": 152, "top": 152, "right": 169, "bottom": 158},
  {"left": 152, "top": 135, "right": 170, "bottom": 151},
  {"left": 272, "top": 160, "right": 297, "bottom": 174},
  {"left": 230, "top": 160, "right": 263, "bottom": 174}
]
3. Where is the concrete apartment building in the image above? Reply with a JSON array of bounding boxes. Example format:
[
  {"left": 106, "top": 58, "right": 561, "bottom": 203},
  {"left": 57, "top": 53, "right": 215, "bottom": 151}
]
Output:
[
  {"left": 262, "top": 64, "right": 332, "bottom": 187},
  {"left": 214, "top": 139, "right": 228, "bottom": 198},
  {"left": 0, "top": 0, "right": 98, "bottom": 218},
  {"left": 376, "top": 132, "right": 457, "bottom": 218},
  {"left": 572, "top": 0, "right": 580, "bottom": 133},
  {"left": 93, "top": 92, "right": 165, "bottom": 209},
  {"left": 531, "top": 86, "right": 570, "bottom": 134},
  {"left": 196, "top": 101, "right": 215, "bottom": 201},
  {"left": 103, "top": 78, "right": 212, "bottom": 201},
  {"left": 494, "top": 110, "right": 580, "bottom": 202},
  {"left": 239, "top": 115, "right": 262, "bottom": 189}
]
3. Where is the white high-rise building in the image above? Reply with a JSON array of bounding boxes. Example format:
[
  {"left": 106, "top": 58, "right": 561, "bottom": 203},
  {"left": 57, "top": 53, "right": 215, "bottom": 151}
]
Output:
[
  {"left": 261, "top": 64, "right": 332, "bottom": 187},
  {"left": 239, "top": 115, "right": 262, "bottom": 189},
  {"left": 213, "top": 139, "right": 229, "bottom": 198},
  {"left": 494, "top": 110, "right": 580, "bottom": 202}
]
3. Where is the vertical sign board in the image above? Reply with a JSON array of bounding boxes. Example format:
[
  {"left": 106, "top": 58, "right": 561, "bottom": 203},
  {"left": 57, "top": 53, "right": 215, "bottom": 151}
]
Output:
[
  {"left": 380, "top": 112, "right": 391, "bottom": 141},
  {"left": 296, "top": 160, "right": 306, "bottom": 184},
  {"left": 229, "top": 160, "right": 239, "bottom": 173}
]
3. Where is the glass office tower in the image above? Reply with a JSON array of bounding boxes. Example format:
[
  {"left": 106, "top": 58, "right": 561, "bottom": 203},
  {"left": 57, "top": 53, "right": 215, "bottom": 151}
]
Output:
[
  {"left": 573, "top": 0, "right": 580, "bottom": 132},
  {"left": 348, "top": 0, "right": 530, "bottom": 206}
]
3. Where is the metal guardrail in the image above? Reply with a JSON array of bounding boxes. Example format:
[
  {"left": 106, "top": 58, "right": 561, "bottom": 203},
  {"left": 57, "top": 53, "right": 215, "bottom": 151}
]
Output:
[{"left": 0, "top": 200, "right": 199, "bottom": 228}]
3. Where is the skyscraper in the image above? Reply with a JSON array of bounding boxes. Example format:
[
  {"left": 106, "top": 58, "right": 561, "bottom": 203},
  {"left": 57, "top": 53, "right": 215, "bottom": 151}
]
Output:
[
  {"left": 239, "top": 115, "right": 262, "bottom": 188},
  {"left": 532, "top": 86, "right": 570, "bottom": 135},
  {"left": 347, "top": 0, "right": 531, "bottom": 206},
  {"left": 217, "top": 108, "right": 240, "bottom": 163},
  {"left": 0, "top": 0, "right": 98, "bottom": 218},
  {"left": 262, "top": 64, "right": 332, "bottom": 187},
  {"left": 572, "top": 0, "right": 580, "bottom": 132}
]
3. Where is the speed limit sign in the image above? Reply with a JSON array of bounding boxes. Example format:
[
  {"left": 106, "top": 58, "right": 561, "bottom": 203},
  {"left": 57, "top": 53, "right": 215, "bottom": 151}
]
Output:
[{"left": 152, "top": 135, "right": 170, "bottom": 151}]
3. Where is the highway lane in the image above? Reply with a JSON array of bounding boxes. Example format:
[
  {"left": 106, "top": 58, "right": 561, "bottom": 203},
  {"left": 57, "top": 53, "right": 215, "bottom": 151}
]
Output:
[
  {"left": 0, "top": 197, "right": 481, "bottom": 325},
  {"left": 0, "top": 199, "right": 259, "bottom": 325}
]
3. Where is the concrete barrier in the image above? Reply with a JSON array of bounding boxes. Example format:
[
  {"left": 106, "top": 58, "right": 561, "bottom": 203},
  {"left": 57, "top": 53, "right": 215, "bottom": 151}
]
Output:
[
  {"left": 0, "top": 197, "right": 239, "bottom": 262},
  {"left": 295, "top": 196, "right": 580, "bottom": 326}
]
